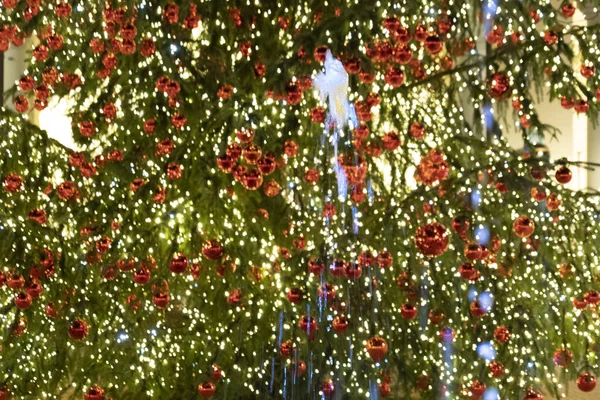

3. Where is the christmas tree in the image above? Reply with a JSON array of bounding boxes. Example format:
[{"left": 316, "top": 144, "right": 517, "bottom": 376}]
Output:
[{"left": 2, "top": 0, "right": 600, "bottom": 399}]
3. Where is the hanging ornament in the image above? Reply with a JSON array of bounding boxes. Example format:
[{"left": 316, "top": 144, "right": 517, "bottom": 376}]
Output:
[
  {"left": 319, "top": 283, "right": 336, "bottom": 302},
  {"left": 169, "top": 253, "right": 188, "bottom": 273},
  {"left": 470, "top": 380, "right": 486, "bottom": 398},
  {"left": 393, "top": 44, "right": 412, "bottom": 64},
  {"left": 561, "top": 3, "right": 576, "bottom": 17},
  {"left": 198, "top": 382, "right": 216, "bottom": 398},
  {"left": 382, "top": 131, "right": 401, "bottom": 151},
  {"left": 415, "top": 149, "right": 449, "bottom": 186},
  {"left": 322, "top": 380, "right": 335, "bottom": 398},
  {"left": 585, "top": 290, "right": 600, "bottom": 304},
  {"left": 428, "top": 309, "right": 445, "bottom": 325},
  {"left": 366, "top": 335, "right": 388, "bottom": 362},
  {"left": 299, "top": 315, "right": 318, "bottom": 334},
  {"left": 513, "top": 216, "right": 535, "bottom": 238},
  {"left": 489, "top": 361, "right": 504, "bottom": 378},
  {"left": 555, "top": 166, "right": 572, "bottom": 184},
  {"left": 424, "top": 34, "right": 443, "bottom": 55},
  {"left": 574, "top": 99, "right": 589, "bottom": 114},
  {"left": 401, "top": 303, "right": 418, "bottom": 320},
  {"left": 376, "top": 251, "right": 392, "bottom": 268},
  {"left": 202, "top": 240, "right": 224, "bottom": 260},
  {"left": 384, "top": 66, "right": 405, "bottom": 87},
  {"left": 308, "top": 258, "right": 325, "bottom": 275},
  {"left": 14, "top": 292, "right": 32, "bottom": 309},
  {"left": 330, "top": 259, "right": 345, "bottom": 276},
  {"left": 290, "top": 360, "right": 306, "bottom": 377},
  {"left": 332, "top": 315, "right": 349, "bottom": 334},
  {"left": 494, "top": 326, "right": 511, "bottom": 343},
  {"left": 379, "top": 382, "right": 391, "bottom": 397},
  {"left": 524, "top": 389, "right": 543, "bottom": 399},
  {"left": 133, "top": 267, "right": 151, "bottom": 285},
  {"left": 280, "top": 339, "right": 296, "bottom": 358},
  {"left": 577, "top": 373, "right": 596, "bottom": 392},
  {"left": 416, "top": 374, "right": 431, "bottom": 390},
  {"left": 464, "top": 243, "right": 483, "bottom": 260},
  {"left": 153, "top": 292, "right": 169, "bottom": 308},
  {"left": 553, "top": 348, "right": 573, "bottom": 367},
  {"left": 439, "top": 326, "right": 455, "bottom": 342},
  {"left": 488, "top": 72, "right": 511, "bottom": 99},
  {"left": 68, "top": 319, "right": 89, "bottom": 340},
  {"left": 84, "top": 385, "right": 105, "bottom": 400},
  {"left": 287, "top": 288, "right": 303, "bottom": 304},
  {"left": 414, "top": 222, "right": 449, "bottom": 257}
]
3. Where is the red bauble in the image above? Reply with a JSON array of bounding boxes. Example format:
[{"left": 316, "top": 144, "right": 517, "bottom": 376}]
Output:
[
  {"left": 464, "top": 243, "right": 483, "bottom": 260},
  {"left": 280, "top": 339, "right": 296, "bottom": 358},
  {"left": 452, "top": 216, "right": 470, "bottom": 235},
  {"left": 318, "top": 283, "right": 336, "bottom": 301},
  {"left": 366, "top": 335, "right": 388, "bottom": 362},
  {"left": 68, "top": 319, "right": 89, "bottom": 340},
  {"left": 393, "top": 44, "right": 412, "bottom": 64},
  {"left": 241, "top": 169, "right": 263, "bottom": 190},
  {"left": 202, "top": 240, "right": 224, "bottom": 260},
  {"left": 133, "top": 267, "right": 151, "bottom": 285},
  {"left": 283, "top": 140, "right": 298, "bottom": 157},
  {"left": 489, "top": 361, "right": 504, "bottom": 378},
  {"left": 429, "top": 309, "right": 445, "bottom": 325},
  {"left": 553, "top": 348, "right": 573, "bottom": 367},
  {"left": 287, "top": 288, "right": 303, "bottom": 304},
  {"left": 459, "top": 263, "right": 476, "bottom": 280},
  {"left": 488, "top": 72, "right": 511, "bottom": 99},
  {"left": 555, "top": 166, "right": 572, "bottom": 184},
  {"left": 379, "top": 382, "right": 391, "bottom": 398},
  {"left": 414, "top": 222, "right": 449, "bottom": 257},
  {"left": 471, "top": 380, "right": 486, "bottom": 398},
  {"left": 322, "top": 380, "right": 335, "bottom": 397},
  {"left": 524, "top": 389, "right": 543, "bottom": 399},
  {"left": 573, "top": 296, "right": 588, "bottom": 310},
  {"left": 153, "top": 292, "right": 169, "bottom": 308},
  {"left": 513, "top": 216, "right": 535, "bottom": 238},
  {"left": 581, "top": 64, "right": 596, "bottom": 79},
  {"left": 494, "top": 326, "right": 511, "bottom": 343},
  {"left": 343, "top": 57, "right": 361, "bottom": 74},
  {"left": 308, "top": 258, "right": 325, "bottom": 275},
  {"left": 286, "top": 83, "right": 302, "bottom": 105},
  {"left": 585, "top": 290, "right": 600, "bottom": 304},
  {"left": 470, "top": 301, "right": 486, "bottom": 317},
  {"left": 414, "top": 24, "right": 428, "bottom": 41},
  {"left": 304, "top": 169, "right": 320, "bottom": 184},
  {"left": 313, "top": 45, "right": 328, "bottom": 63},
  {"left": 332, "top": 315, "right": 349, "bottom": 334},
  {"left": 257, "top": 155, "right": 276, "bottom": 175},
  {"left": 169, "top": 253, "right": 188, "bottom": 273},
  {"left": 543, "top": 30, "right": 558, "bottom": 46},
  {"left": 14, "top": 96, "right": 29, "bottom": 113},
  {"left": 4, "top": 173, "right": 23, "bottom": 193},
  {"left": 291, "top": 360, "right": 306, "bottom": 377},
  {"left": 299, "top": 315, "right": 318, "bottom": 333},
  {"left": 577, "top": 373, "right": 596, "bottom": 392},
  {"left": 376, "top": 251, "right": 392, "bottom": 268},
  {"left": 401, "top": 303, "right": 418, "bottom": 320},
  {"left": 15, "top": 292, "right": 32, "bottom": 309},
  {"left": 242, "top": 143, "right": 262, "bottom": 165},
  {"left": 382, "top": 131, "right": 401, "bottom": 151},
  {"left": 424, "top": 35, "right": 443, "bottom": 55},
  {"left": 384, "top": 67, "right": 405, "bottom": 87},
  {"left": 84, "top": 385, "right": 105, "bottom": 400},
  {"left": 439, "top": 326, "right": 455, "bottom": 342},
  {"left": 26, "top": 280, "right": 43, "bottom": 298},
  {"left": 198, "top": 382, "right": 216, "bottom": 398},
  {"left": 561, "top": 3, "right": 576, "bottom": 17},
  {"left": 574, "top": 99, "right": 589, "bottom": 114},
  {"left": 329, "top": 259, "right": 345, "bottom": 276}
]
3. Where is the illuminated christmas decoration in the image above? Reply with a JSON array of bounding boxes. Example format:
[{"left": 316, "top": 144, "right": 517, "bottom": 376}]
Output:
[{"left": 1, "top": 1, "right": 600, "bottom": 399}]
